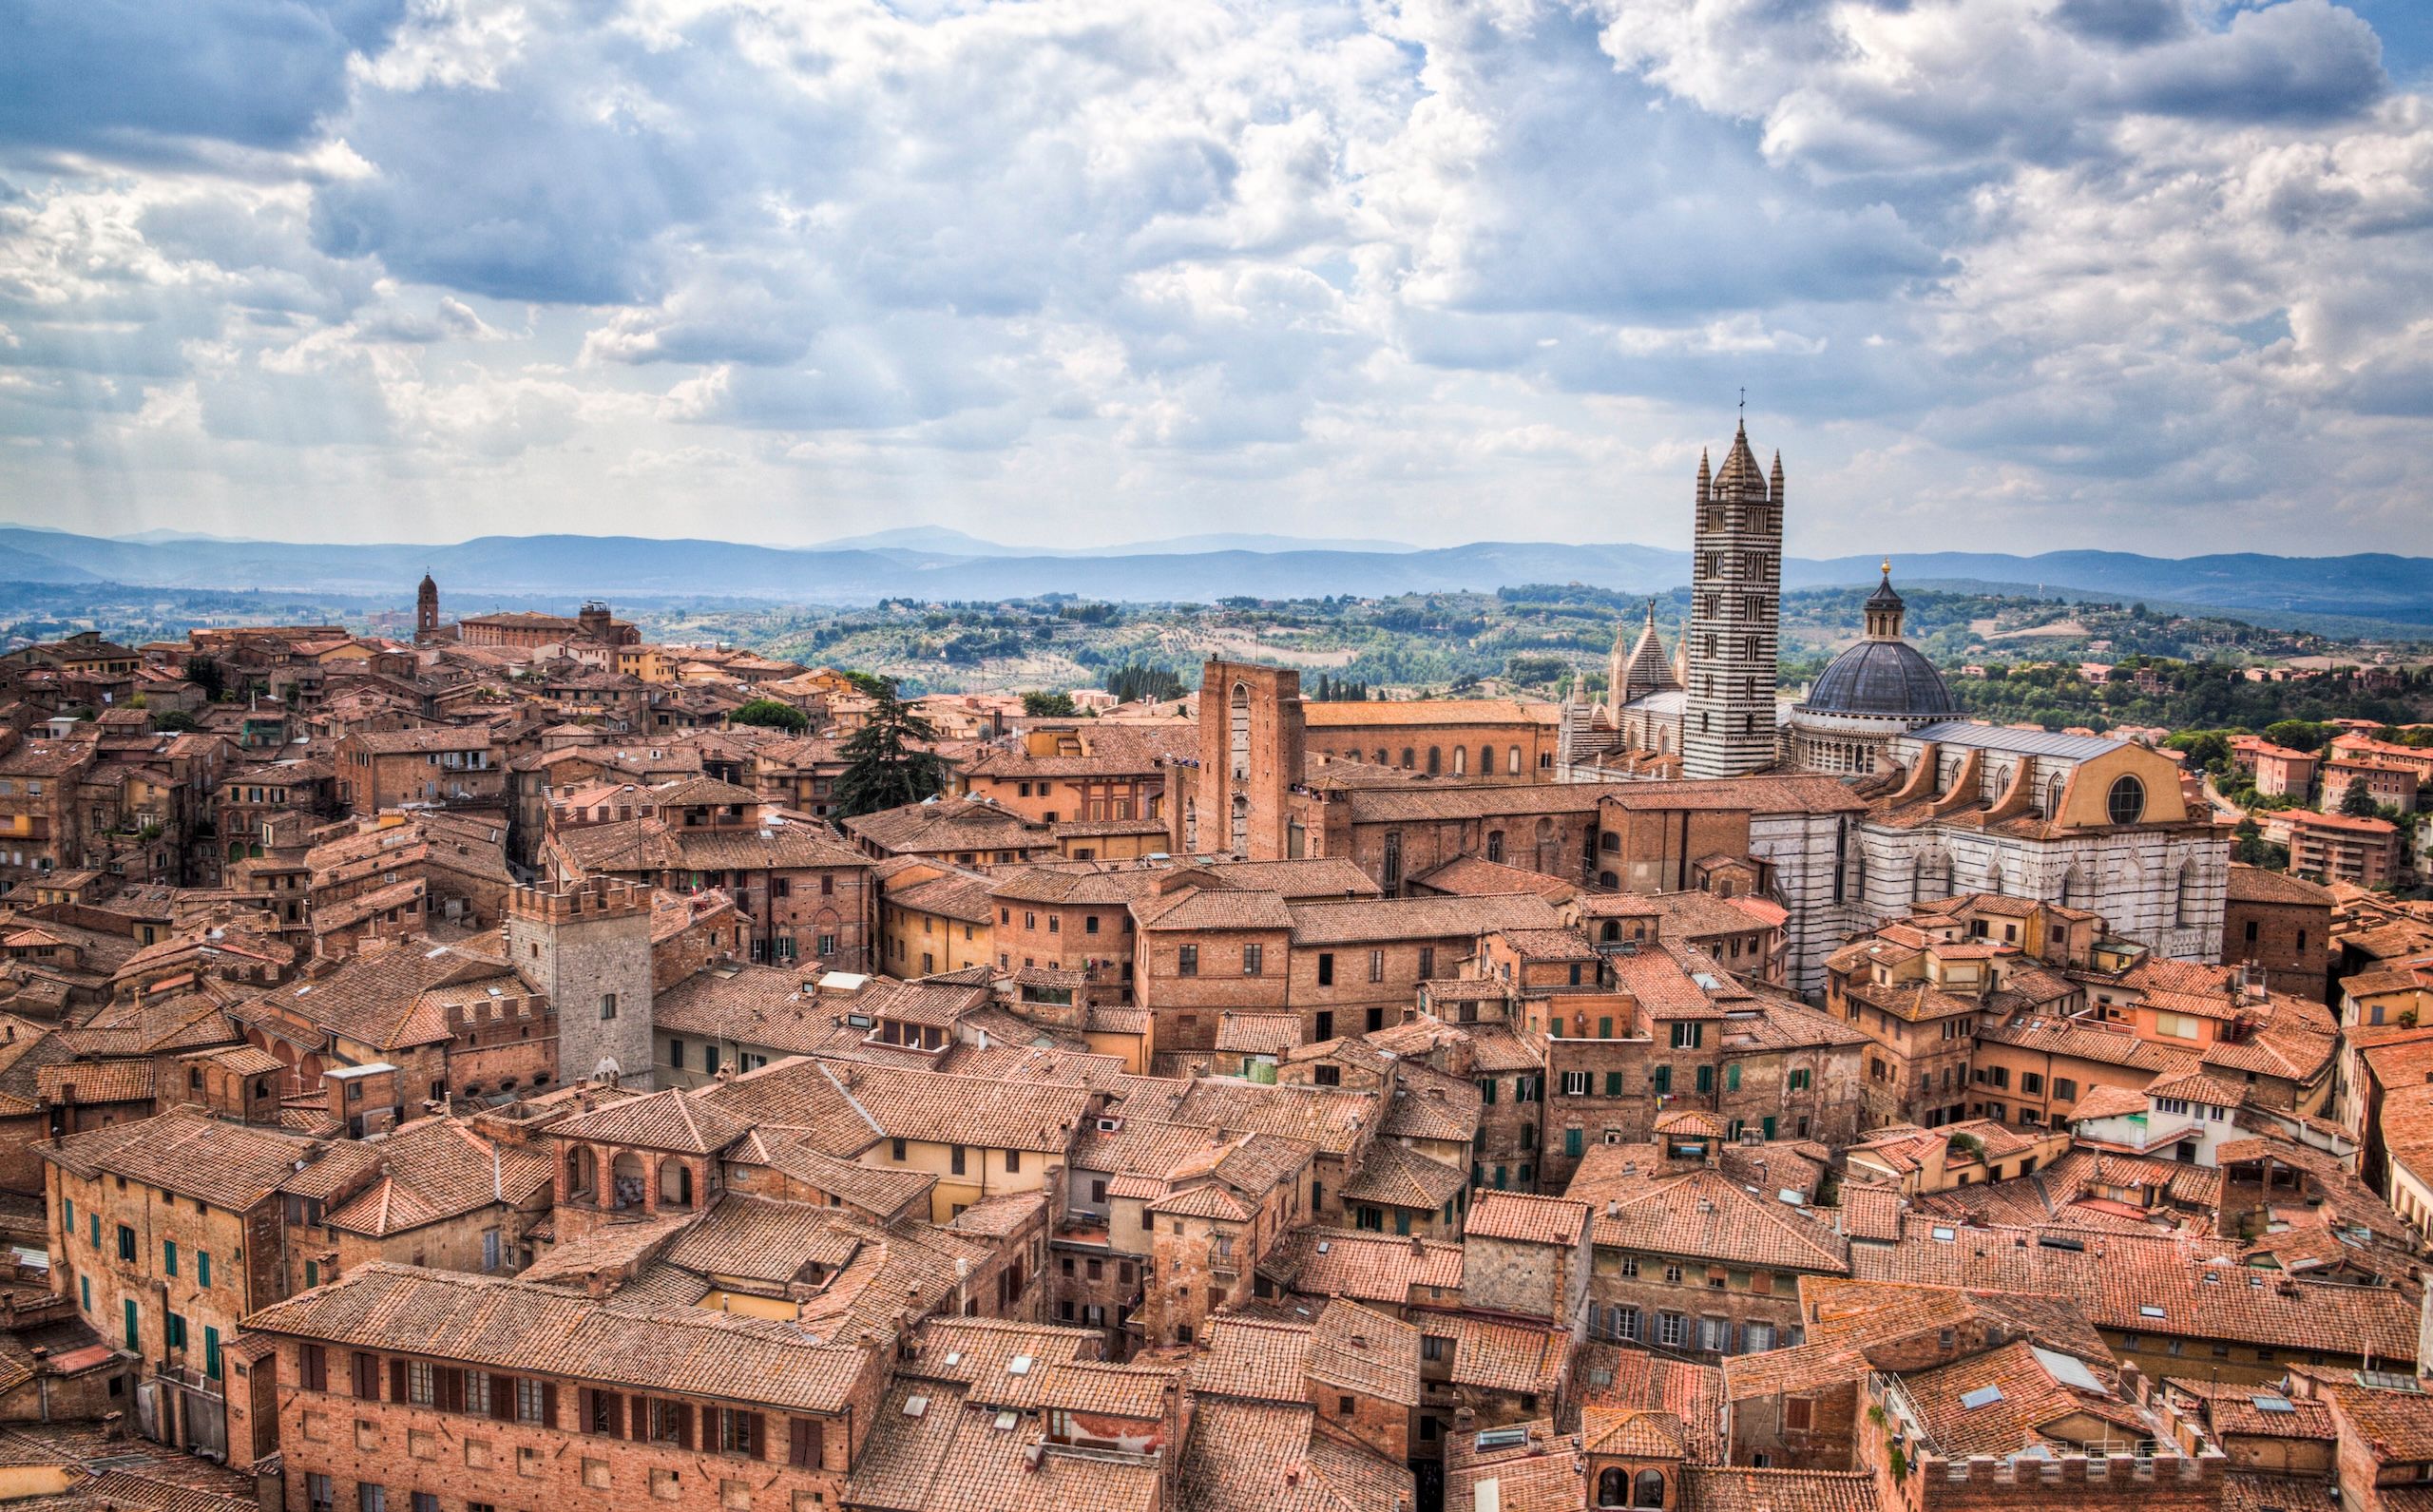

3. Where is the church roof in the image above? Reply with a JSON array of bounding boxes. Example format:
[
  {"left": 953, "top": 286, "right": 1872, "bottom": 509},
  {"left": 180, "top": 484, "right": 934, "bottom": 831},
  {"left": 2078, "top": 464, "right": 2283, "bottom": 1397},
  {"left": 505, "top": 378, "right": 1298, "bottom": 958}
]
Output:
[
  {"left": 1801, "top": 641, "right": 1954, "bottom": 719},
  {"left": 1613, "top": 602, "right": 1682, "bottom": 703},
  {"left": 1714, "top": 421, "right": 1767, "bottom": 492}
]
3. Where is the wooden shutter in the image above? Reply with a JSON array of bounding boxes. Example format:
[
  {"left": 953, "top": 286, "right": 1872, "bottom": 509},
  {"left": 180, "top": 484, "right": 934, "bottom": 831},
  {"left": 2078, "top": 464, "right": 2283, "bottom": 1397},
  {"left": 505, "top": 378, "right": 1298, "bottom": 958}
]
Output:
[
  {"left": 605, "top": 1391, "right": 625, "bottom": 1439},
  {"left": 746, "top": 1411, "right": 765, "bottom": 1459},
  {"left": 438, "top": 1368, "right": 464, "bottom": 1415},
  {"left": 540, "top": 1381, "right": 559, "bottom": 1426},
  {"left": 789, "top": 1418, "right": 821, "bottom": 1468},
  {"left": 674, "top": 1403, "right": 694, "bottom": 1450},
  {"left": 630, "top": 1395, "right": 650, "bottom": 1440},
  {"left": 579, "top": 1388, "right": 597, "bottom": 1432},
  {"left": 389, "top": 1358, "right": 407, "bottom": 1404},
  {"left": 489, "top": 1374, "right": 515, "bottom": 1421}
]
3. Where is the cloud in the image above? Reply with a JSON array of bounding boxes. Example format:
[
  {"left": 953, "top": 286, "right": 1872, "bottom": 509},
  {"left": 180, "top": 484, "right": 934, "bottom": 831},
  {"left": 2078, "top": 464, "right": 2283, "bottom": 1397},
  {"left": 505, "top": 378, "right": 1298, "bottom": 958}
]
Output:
[{"left": 0, "top": 0, "right": 2431, "bottom": 555}]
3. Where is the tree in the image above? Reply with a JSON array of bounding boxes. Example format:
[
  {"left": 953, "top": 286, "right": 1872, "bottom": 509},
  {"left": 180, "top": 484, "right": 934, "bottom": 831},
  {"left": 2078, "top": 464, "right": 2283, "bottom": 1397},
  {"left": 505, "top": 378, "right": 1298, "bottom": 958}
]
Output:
[
  {"left": 187, "top": 657, "right": 227, "bottom": 702},
  {"left": 730, "top": 698, "right": 811, "bottom": 734},
  {"left": 1022, "top": 691, "right": 1079, "bottom": 718},
  {"left": 833, "top": 682, "right": 950, "bottom": 816},
  {"left": 2264, "top": 719, "right": 2329, "bottom": 754},
  {"left": 2340, "top": 775, "right": 2380, "bottom": 817},
  {"left": 2232, "top": 814, "right": 2273, "bottom": 866},
  {"left": 148, "top": 710, "right": 204, "bottom": 734}
]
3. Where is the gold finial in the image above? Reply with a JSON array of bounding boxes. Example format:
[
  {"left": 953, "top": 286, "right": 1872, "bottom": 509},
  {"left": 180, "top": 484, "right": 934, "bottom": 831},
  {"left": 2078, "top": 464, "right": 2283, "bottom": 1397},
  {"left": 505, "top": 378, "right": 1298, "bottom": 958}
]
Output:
[{"left": 1881, "top": 558, "right": 1891, "bottom": 575}]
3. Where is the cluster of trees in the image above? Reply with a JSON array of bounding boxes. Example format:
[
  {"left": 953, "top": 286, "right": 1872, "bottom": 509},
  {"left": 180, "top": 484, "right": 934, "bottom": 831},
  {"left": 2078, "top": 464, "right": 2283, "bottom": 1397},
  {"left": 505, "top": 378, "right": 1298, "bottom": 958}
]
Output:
[
  {"left": 833, "top": 679, "right": 949, "bottom": 816},
  {"left": 1105, "top": 664, "right": 1186, "bottom": 703},
  {"left": 1307, "top": 673, "right": 1375, "bottom": 701},
  {"left": 730, "top": 698, "right": 811, "bottom": 734}
]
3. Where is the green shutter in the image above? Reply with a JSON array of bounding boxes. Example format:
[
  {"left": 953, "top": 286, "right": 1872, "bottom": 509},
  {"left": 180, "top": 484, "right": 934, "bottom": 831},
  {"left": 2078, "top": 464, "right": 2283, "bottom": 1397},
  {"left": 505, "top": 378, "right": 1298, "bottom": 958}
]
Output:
[
  {"left": 1598, "top": 1016, "right": 1613, "bottom": 1039},
  {"left": 1605, "top": 1071, "right": 1623, "bottom": 1096},
  {"left": 1564, "top": 1127, "right": 1583, "bottom": 1158},
  {"left": 205, "top": 1327, "right": 221, "bottom": 1380},
  {"left": 1725, "top": 1062, "right": 1740, "bottom": 1091},
  {"left": 123, "top": 1299, "right": 138, "bottom": 1350},
  {"left": 164, "top": 1240, "right": 178, "bottom": 1276},
  {"left": 1696, "top": 1065, "right": 1715, "bottom": 1094},
  {"left": 199, "top": 1252, "right": 211, "bottom": 1288},
  {"left": 1762, "top": 1116, "right": 1777, "bottom": 1139},
  {"left": 1653, "top": 1066, "right": 1671, "bottom": 1095}
]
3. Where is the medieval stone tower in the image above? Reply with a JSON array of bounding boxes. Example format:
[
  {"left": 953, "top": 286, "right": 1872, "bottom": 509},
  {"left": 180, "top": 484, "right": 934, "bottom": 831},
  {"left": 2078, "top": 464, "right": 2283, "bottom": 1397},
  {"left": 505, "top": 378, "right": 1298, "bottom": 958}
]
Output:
[
  {"left": 1180, "top": 660, "right": 1307, "bottom": 860},
  {"left": 415, "top": 572, "right": 440, "bottom": 640},
  {"left": 1681, "top": 422, "right": 1785, "bottom": 779},
  {"left": 506, "top": 876, "right": 655, "bottom": 1089}
]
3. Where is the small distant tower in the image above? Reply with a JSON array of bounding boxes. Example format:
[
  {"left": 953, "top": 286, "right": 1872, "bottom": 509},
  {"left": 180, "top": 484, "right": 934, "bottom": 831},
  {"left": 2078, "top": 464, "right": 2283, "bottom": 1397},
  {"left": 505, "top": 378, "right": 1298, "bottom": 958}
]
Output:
[
  {"left": 1606, "top": 599, "right": 1682, "bottom": 714},
  {"left": 1682, "top": 420, "right": 1786, "bottom": 779},
  {"left": 415, "top": 572, "right": 440, "bottom": 641},
  {"left": 506, "top": 876, "right": 655, "bottom": 1090},
  {"left": 578, "top": 602, "right": 614, "bottom": 645}
]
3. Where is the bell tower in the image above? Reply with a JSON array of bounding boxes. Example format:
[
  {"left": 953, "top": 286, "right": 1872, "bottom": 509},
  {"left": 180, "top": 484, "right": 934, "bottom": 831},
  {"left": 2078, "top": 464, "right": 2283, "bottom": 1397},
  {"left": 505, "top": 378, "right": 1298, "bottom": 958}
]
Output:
[
  {"left": 1681, "top": 420, "right": 1784, "bottom": 779},
  {"left": 415, "top": 572, "right": 440, "bottom": 641}
]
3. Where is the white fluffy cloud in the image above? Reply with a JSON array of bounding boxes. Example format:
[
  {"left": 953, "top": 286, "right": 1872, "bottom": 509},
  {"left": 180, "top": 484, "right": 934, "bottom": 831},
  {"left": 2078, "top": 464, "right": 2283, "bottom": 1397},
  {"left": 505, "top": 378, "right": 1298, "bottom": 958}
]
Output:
[{"left": 3, "top": 0, "right": 2431, "bottom": 556}]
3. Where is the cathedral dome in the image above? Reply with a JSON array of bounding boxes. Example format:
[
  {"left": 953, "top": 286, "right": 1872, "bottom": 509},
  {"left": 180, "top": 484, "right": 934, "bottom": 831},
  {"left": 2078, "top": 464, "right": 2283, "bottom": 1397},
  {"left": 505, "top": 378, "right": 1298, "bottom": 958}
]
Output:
[{"left": 1802, "top": 639, "right": 1955, "bottom": 718}]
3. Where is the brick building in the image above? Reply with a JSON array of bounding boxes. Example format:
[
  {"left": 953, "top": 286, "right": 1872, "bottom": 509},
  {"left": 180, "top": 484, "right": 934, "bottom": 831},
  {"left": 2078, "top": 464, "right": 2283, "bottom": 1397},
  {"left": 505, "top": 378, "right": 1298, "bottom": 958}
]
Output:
[{"left": 2221, "top": 863, "right": 2335, "bottom": 1003}]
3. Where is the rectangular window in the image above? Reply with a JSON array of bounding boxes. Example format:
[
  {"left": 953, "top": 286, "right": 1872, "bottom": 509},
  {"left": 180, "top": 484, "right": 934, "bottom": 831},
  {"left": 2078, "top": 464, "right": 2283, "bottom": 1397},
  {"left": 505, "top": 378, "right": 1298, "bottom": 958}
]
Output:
[
  {"left": 516, "top": 1379, "right": 550, "bottom": 1425},
  {"left": 1477, "top": 1078, "right": 1496, "bottom": 1104},
  {"left": 1787, "top": 1068, "right": 1810, "bottom": 1091},
  {"left": 303, "top": 1344, "right": 328, "bottom": 1391},
  {"left": 1695, "top": 1065, "right": 1714, "bottom": 1094},
  {"left": 198, "top": 1251, "right": 211, "bottom": 1288},
  {"left": 1418, "top": 947, "right": 1434, "bottom": 979},
  {"left": 1670, "top": 1023, "right": 1703, "bottom": 1049},
  {"left": 117, "top": 1224, "right": 136, "bottom": 1261},
  {"left": 1653, "top": 1065, "right": 1672, "bottom": 1095},
  {"left": 1178, "top": 946, "right": 1197, "bottom": 978},
  {"left": 1604, "top": 1071, "right": 1624, "bottom": 1096},
  {"left": 308, "top": 1478, "right": 335, "bottom": 1512},
  {"left": 789, "top": 1419, "right": 823, "bottom": 1469},
  {"left": 164, "top": 1240, "right": 178, "bottom": 1276},
  {"left": 718, "top": 1408, "right": 763, "bottom": 1458},
  {"left": 1724, "top": 1062, "right": 1740, "bottom": 1092},
  {"left": 465, "top": 1369, "right": 491, "bottom": 1417},
  {"left": 1006, "top": 1149, "right": 1021, "bottom": 1174},
  {"left": 1242, "top": 944, "right": 1262, "bottom": 977},
  {"left": 1785, "top": 1397, "right": 1812, "bottom": 1431},
  {"left": 1369, "top": 949, "right": 1386, "bottom": 984},
  {"left": 358, "top": 1485, "right": 386, "bottom": 1512},
  {"left": 1316, "top": 952, "right": 1333, "bottom": 986},
  {"left": 600, "top": 993, "right": 618, "bottom": 1021},
  {"left": 1564, "top": 1127, "right": 1582, "bottom": 1158},
  {"left": 1657, "top": 1312, "right": 1686, "bottom": 1348},
  {"left": 352, "top": 1352, "right": 380, "bottom": 1399},
  {"left": 408, "top": 1361, "right": 435, "bottom": 1407},
  {"left": 1561, "top": 1071, "right": 1589, "bottom": 1097}
]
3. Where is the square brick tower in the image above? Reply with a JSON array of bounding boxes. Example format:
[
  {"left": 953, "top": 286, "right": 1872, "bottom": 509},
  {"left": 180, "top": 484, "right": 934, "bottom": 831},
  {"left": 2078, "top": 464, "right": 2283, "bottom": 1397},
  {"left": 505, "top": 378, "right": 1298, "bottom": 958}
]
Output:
[
  {"left": 1182, "top": 660, "right": 1306, "bottom": 860},
  {"left": 506, "top": 876, "right": 655, "bottom": 1089},
  {"left": 1682, "top": 422, "right": 1785, "bottom": 779}
]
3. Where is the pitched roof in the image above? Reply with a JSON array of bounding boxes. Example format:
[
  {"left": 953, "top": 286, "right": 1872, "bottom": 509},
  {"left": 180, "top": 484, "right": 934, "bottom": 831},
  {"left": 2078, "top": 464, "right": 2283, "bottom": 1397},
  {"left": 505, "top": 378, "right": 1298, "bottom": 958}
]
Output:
[
  {"left": 550, "top": 1087, "right": 751, "bottom": 1155},
  {"left": 245, "top": 1262, "right": 878, "bottom": 1412},
  {"left": 41, "top": 1109, "right": 347, "bottom": 1212}
]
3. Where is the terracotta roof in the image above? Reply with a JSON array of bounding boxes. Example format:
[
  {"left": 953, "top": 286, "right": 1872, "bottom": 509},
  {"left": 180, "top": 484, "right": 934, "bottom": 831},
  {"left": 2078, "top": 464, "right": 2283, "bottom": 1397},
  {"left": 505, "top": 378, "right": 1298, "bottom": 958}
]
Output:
[
  {"left": 1577, "top": 1166, "right": 1849, "bottom": 1273},
  {"left": 729, "top": 1127, "right": 935, "bottom": 1215},
  {"left": 36, "top": 1059, "right": 155, "bottom": 1105},
  {"left": 551, "top": 1086, "right": 751, "bottom": 1155},
  {"left": 325, "top": 1118, "right": 552, "bottom": 1236},
  {"left": 1285, "top": 893, "right": 1561, "bottom": 945},
  {"left": 823, "top": 1061, "right": 1095, "bottom": 1153},
  {"left": 41, "top": 1108, "right": 350, "bottom": 1212},
  {"left": 1467, "top": 1190, "right": 1590, "bottom": 1247},
  {"left": 1340, "top": 1139, "right": 1466, "bottom": 1211},
  {"left": 1262, "top": 1227, "right": 1463, "bottom": 1306},
  {"left": 245, "top": 1261, "right": 878, "bottom": 1411}
]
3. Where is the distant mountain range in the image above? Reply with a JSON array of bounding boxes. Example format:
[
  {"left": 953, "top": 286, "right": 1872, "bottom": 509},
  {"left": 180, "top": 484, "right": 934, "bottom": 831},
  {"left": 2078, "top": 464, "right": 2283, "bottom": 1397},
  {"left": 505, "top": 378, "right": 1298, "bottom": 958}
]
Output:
[{"left": 5, "top": 526, "right": 2428, "bottom": 625}]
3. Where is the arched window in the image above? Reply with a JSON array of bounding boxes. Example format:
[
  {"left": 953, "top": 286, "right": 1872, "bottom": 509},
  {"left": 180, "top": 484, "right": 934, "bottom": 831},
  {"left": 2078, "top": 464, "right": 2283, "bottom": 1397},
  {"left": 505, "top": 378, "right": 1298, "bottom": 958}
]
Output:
[
  {"left": 1480, "top": 744, "right": 1494, "bottom": 776},
  {"left": 1401, "top": 747, "right": 1415, "bottom": 770},
  {"left": 1535, "top": 817, "right": 1558, "bottom": 874},
  {"left": 2045, "top": 774, "right": 2066, "bottom": 816},
  {"left": 1228, "top": 683, "right": 1252, "bottom": 781},
  {"left": 1230, "top": 794, "right": 1249, "bottom": 855},
  {"left": 1183, "top": 797, "right": 1197, "bottom": 851},
  {"left": 1427, "top": 746, "right": 1441, "bottom": 776},
  {"left": 1596, "top": 1469, "right": 1627, "bottom": 1508},
  {"left": 1451, "top": 746, "right": 1466, "bottom": 775},
  {"left": 1383, "top": 832, "right": 1404, "bottom": 893},
  {"left": 2175, "top": 860, "right": 2198, "bottom": 926},
  {"left": 1600, "top": 871, "right": 1619, "bottom": 889},
  {"left": 1485, "top": 831, "right": 1505, "bottom": 865},
  {"left": 1507, "top": 745, "right": 1523, "bottom": 775},
  {"left": 1633, "top": 1469, "right": 1666, "bottom": 1507}
]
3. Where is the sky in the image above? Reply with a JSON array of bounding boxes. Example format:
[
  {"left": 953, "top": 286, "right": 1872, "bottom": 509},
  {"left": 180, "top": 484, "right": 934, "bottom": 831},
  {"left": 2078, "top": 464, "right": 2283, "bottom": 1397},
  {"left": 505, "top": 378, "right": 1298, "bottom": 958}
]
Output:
[{"left": 4, "top": 0, "right": 2433, "bottom": 560}]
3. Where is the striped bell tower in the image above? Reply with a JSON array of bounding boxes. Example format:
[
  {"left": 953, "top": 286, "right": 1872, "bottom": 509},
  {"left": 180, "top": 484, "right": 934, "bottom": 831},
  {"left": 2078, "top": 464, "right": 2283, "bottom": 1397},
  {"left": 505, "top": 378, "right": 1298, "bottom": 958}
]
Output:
[{"left": 1682, "top": 421, "right": 1784, "bottom": 778}]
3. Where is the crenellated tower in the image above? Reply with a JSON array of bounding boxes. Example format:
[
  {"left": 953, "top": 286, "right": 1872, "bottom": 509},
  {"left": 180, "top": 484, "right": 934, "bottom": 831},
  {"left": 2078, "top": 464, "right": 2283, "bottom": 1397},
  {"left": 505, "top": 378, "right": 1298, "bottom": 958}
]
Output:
[{"left": 1681, "top": 421, "right": 1784, "bottom": 778}]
